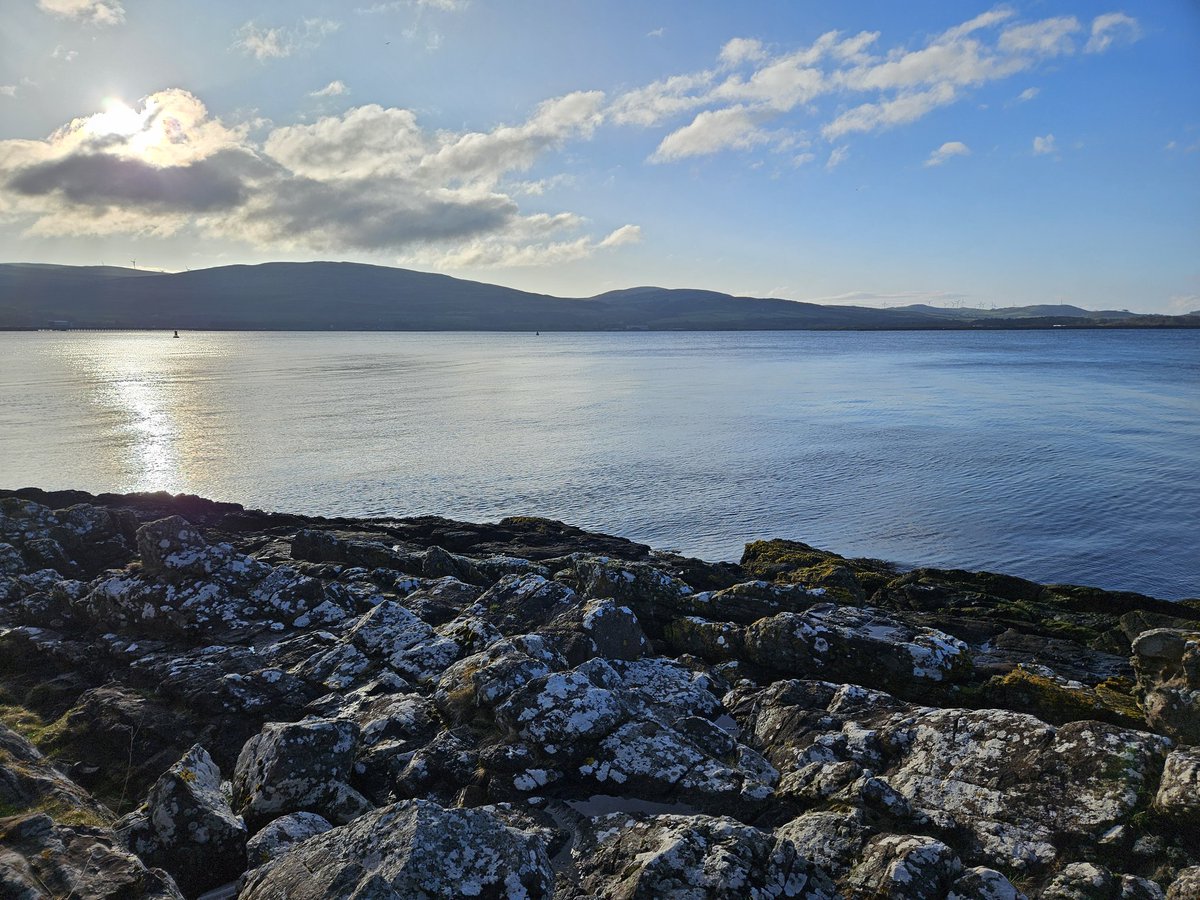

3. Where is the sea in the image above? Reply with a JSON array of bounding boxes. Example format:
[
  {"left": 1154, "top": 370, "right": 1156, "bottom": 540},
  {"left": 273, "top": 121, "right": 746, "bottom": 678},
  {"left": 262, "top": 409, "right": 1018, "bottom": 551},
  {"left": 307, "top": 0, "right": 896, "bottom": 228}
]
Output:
[{"left": 1, "top": 329, "right": 1197, "bottom": 599}]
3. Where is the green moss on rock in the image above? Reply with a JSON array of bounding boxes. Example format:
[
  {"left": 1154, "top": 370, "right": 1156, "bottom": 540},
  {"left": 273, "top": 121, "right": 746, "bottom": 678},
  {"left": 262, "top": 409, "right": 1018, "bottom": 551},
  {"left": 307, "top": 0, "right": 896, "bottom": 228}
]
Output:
[{"left": 981, "top": 667, "right": 1145, "bottom": 729}]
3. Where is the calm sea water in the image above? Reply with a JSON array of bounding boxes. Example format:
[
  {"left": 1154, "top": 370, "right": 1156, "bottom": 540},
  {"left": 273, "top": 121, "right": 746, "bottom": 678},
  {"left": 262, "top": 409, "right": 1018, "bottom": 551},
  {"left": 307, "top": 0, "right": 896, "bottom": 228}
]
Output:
[{"left": 1, "top": 330, "right": 1197, "bottom": 599}]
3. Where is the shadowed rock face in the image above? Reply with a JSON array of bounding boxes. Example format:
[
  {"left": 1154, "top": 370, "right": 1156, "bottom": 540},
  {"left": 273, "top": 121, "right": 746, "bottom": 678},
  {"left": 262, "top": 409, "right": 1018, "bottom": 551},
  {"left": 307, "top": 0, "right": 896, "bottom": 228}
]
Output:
[
  {"left": 0, "top": 488, "right": 1198, "bottom": 898},
  {"left": 238, "top": 799, "right": 555, "bottom": 900}
]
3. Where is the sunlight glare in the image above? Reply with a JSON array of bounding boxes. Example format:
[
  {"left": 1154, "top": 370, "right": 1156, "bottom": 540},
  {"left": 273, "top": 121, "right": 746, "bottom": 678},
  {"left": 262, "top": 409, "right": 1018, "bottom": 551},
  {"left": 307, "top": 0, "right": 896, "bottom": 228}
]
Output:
[{"left": 90, "top": 98, "right": 145, "bottom": 138}]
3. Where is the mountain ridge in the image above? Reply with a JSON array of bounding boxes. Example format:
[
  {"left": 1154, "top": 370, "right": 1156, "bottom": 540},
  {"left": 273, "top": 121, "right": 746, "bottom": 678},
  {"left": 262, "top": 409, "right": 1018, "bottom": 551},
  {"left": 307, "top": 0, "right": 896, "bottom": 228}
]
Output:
[{"left": 1, "top": 261, "right": 1194, "bottom": 331}]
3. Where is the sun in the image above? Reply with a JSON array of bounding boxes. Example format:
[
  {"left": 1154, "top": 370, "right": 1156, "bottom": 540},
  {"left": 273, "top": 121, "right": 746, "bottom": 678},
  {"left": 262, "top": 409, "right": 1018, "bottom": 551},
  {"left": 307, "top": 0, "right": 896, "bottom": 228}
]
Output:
[
  {"left": 81, "top": 96, "right": 177, "bottom": 160},
  {"left": 89, "top": 97, "right": 146, "bottom": 138}
]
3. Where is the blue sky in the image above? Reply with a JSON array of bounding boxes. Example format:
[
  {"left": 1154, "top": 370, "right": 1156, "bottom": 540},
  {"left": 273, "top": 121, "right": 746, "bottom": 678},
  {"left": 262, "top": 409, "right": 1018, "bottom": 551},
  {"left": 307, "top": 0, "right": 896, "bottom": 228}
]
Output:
[{"left": 1, "top": 0, "right": 1197, "bottom": 312}]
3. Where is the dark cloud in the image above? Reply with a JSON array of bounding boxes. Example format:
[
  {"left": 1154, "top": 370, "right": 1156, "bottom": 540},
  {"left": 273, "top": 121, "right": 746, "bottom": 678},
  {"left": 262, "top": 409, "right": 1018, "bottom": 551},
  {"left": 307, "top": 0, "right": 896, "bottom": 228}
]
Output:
[
  {"left": 245, "top": 176, "right": 518, "bottom": 250},
  {"left": 7, "top": 150, "right": 251, "bottom": 212}
]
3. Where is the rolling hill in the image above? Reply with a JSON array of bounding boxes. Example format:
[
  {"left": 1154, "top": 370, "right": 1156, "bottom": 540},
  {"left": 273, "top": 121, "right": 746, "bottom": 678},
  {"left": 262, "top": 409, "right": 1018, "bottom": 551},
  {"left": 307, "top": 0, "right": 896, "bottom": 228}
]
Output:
[{"left": 0, "top": 262, "right": 1194, "bottom": 331}]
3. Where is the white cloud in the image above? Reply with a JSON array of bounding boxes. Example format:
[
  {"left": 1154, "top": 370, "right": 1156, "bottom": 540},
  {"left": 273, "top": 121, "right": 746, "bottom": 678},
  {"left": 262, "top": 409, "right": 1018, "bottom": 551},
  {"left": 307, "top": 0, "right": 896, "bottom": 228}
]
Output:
[
  {"left": 651, "top": 106, "right": 773, "bottom": 161},
  {"left": 311, "top": 80, "right": 349, "bottom": 98},
  {"left": 37, "top": 0, "right": 124, "bottom": 26},
  {"left": 598, "top": 224, "right": 642, "bottom": 248},
  {"left": 826, "top": 146, "right": 848, "bottom": 171},
  {"left": 0, "top": 86, "right": 16, "bottom": 98},
  {"left": 608, "top": 71, "right": 715, "bottom": 127},
  {"left": 0, "top": 88, "right": 627, "bottom": 268},
  {"left": 1016, "top": 86, "right": 1039, "bottom": 103},
  {"left": 647, "top": 27, "right": 665, "bottom": 39},
  {"left": 719, "top": 38, "right": 767, "bottom": 67},
  {"left": 611, "top": 8, "right": 1107, "bottom": 163},
  {"left": 938, "top": 9, "right": 1016, "bottom": 42},
  {"left": 1086, "top": 12, "right": 1140, "bottom": 54},
  {"left": 998, "top": 16, "right": 1080, "bottom": 56},
  {"left": 823, "top": 83, "right": 957, "bottom": 139},
  {"left": 234, "top": 19, "right": 341, "bottom": 61},
  {"left": 792, "top": 152, "right": 815, "bottom": 166},
  {"left": 925, "top": 141, "right": 970, "bottom": 167},
  {"left": 356, "top": 0, "right": 466, "bottom": 13},
  {"left": 52, "top": 45, "right": 79, "bottom": 62},
  {"left": 1032, "top": 133, "right": 1057, "bottom": 155}
]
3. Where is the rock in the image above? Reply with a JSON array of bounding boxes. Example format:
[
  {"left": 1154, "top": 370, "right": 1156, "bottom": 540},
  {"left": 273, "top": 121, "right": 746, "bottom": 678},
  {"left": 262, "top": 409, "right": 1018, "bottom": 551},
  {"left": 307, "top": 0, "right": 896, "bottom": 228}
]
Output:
[
  {"left": 1120, "top": 875, "right": 1167, "bottom": 900},
  {"left": 115, "top": 744, "right": 246, "bottom": 894},
  {"left": 947, "top": 866, "right": 1027, "bottom": 900},
  {"left": 1167, "top": 868, "right": 1200, "bottom": 900},
  {"left": 0, "top": 722, "right": 112, "bottom": 827},
  {"left": 494, "top": 661, "right": 628, "bottom": 757},
  {"left": 571, "top": 556, "right": 696, "bottom": 632},
  {"left": 743, "top": 605, "right": 971, "bottom": 695},
  {"left": 0, "top": 813, "right": 183, "bottom": 899},
  {"left": 434, "top": 634, "right": 562, "bottom": 724},
  {"left": 575, "top": 812, "right": 835, "bottom": 899},
  {"left": 344, "top": 599, "right": 460, "bottom": 680},
  {"left": 775, "top": 809, "right": 870, "bottom": 877},
  {"left": 686, "top": 580, "right": 826, "bottom": 625},
  {"left": 31, "top": 685, "right": 196, "bottom": 809},
  {"left": 845, "top": 834, "right": 962, "bottom": 899},
  {"left": 1041, "top": 863, "right": 1118, "bottom": 899},
  {"left": 580, "top": 719, "right": 776, "bottom": 814},
  {"left": 975, "top": 629, "right": 1133, "bottom": 686},
  {"left": 472, "top": 573, "right": 579, "bottom": 635},
  {"left": 1154, "top": 747, "right": 1200, "bottom": 820},
  {"left": 611, "top": 656, "right": 724, "bottom": 722},
  {"left": 1133, "top": 628, "right": 1200, "bottom": 743},
  {"left": 399, "top": 576, "right": 484, "bottom": 625},
  {"left": 578, "top": 598, "right": 649, "bottom": 660},
  {"left": 409, "top": 544, "right": 489, "bottom": 585},
  {"left": 392, "top": 729, "right": 480, "bottom": 800},
  {"left": 238, "top": 799, "right": 554, "bottom": 900},
  {"left": 232, "top": 719, "right": 370, "bottom": 831},
  {"left": 244, "top": 811, "right": 331, "bottom": 868},
  {"left": 882, "top": 710, "right": 1171, "bottom": 869}
]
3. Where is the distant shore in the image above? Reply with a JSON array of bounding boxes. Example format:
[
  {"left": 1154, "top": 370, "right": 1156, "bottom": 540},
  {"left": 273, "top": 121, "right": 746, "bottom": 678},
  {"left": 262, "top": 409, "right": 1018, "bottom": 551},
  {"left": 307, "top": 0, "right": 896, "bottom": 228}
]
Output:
[{"left": 4, "top": 260, "right": 1197, "bottom": 330}]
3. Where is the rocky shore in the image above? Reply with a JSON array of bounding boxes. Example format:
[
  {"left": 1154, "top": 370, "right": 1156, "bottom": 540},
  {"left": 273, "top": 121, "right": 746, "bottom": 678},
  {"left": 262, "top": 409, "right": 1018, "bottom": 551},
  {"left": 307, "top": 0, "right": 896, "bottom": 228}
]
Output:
[{"left": 0, "top": 487, "right": 1197, "bottom": 899}]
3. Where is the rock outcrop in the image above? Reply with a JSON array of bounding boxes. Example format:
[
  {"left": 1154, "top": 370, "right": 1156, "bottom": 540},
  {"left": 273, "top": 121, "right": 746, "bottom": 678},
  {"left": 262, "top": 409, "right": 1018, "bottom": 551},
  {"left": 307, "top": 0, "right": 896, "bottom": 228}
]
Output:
[{"left": 1, "top": 489, "right": 1198, "bottom": 898}]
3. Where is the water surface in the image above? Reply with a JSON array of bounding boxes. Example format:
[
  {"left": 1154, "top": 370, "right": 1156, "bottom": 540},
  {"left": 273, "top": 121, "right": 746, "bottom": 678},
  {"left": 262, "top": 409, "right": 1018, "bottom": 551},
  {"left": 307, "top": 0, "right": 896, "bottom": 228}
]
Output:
[{"left": 2, "top": 329, "right": 1196, "bottom": 598}]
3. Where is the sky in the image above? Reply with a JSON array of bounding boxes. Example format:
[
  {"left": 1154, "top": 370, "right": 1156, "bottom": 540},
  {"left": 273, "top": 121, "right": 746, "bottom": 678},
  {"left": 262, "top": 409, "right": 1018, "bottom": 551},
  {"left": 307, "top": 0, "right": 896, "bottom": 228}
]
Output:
[{"left": 0, "top": 1, "right": 1197, "bottom": 313}]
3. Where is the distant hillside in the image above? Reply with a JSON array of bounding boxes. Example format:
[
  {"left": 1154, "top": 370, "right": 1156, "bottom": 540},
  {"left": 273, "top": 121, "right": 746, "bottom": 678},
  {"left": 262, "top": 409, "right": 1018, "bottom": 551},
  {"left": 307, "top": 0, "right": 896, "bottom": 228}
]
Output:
[
  {"left": 0, "top": 262, "right": 1194, "bottom": 331},
  {"left": 894, "top": 303, "right": 1142, "bottom": 320}
]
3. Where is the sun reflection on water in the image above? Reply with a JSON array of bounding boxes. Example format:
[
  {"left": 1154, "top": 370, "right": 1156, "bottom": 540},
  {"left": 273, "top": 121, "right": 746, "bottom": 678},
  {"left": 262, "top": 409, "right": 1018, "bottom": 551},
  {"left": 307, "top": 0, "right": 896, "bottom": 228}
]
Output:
[{"left": 58, "top": 333, "right": 225, "bottom": 494}]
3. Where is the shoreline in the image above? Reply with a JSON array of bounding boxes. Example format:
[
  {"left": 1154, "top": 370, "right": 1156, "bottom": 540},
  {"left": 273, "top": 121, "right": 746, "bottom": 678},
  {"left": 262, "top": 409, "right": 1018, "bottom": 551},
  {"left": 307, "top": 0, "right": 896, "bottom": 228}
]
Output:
[{"left": 1, "top": 487, "right": 1198, "bottom": 896}]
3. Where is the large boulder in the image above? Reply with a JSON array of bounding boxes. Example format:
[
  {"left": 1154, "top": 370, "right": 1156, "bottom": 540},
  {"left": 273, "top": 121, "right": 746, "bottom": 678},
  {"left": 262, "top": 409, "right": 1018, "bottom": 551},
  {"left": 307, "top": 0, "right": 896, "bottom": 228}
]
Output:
[
  {"left": 471, "top": 573, "right": 579, "bottom": 635},
  {"left": 238, "top": 799, "right": 554, "bottom": 899},
  {"left": 1167, "top": 868, "right": 1200, "bottom": 900},
  {"left": 115, "top": 744, "right": 246, "bottom": 895},
  {"left": 743, "top": 605, "right": 971, "bottom": 693},
  {"left": 575, "top": 812, "right": 835, "bottom": 899},
  {"left": 232, "top": 719, "right": 370, "bottom": 831},
  {"left": 1154, "top": 747, "right": 1200, "bottom": 820},
  {"left": 882, "top": 710, "right": 1171, "bottom": 869},
  {"left": 0, "top": 813, "right": 183, "bottom": 899},
  {"left": 1132, "top": 628, "right": 1200, "bottom": 743},
  {"left": 844, "top": 834, "right": 963, "bottom": 899},
  {"left": 244, "top": 812, "right": 332, "bottom": 868},
  {"left": 494, "top": 659, "right": 628, "bottom": 756}
]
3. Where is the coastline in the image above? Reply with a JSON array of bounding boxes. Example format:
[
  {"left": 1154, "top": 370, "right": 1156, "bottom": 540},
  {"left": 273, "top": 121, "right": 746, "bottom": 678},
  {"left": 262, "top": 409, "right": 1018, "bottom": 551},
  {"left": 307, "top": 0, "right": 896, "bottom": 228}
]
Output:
[{"left": 1, "top": 487, "right": 1198, "bottom": 896}]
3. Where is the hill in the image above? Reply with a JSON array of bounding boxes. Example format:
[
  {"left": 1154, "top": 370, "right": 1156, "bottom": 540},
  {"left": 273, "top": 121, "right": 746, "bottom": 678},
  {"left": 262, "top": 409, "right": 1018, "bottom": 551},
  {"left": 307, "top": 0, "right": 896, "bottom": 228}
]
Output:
[{"left": 1, "top": 262, "right": 1194, "bottom": 330}]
